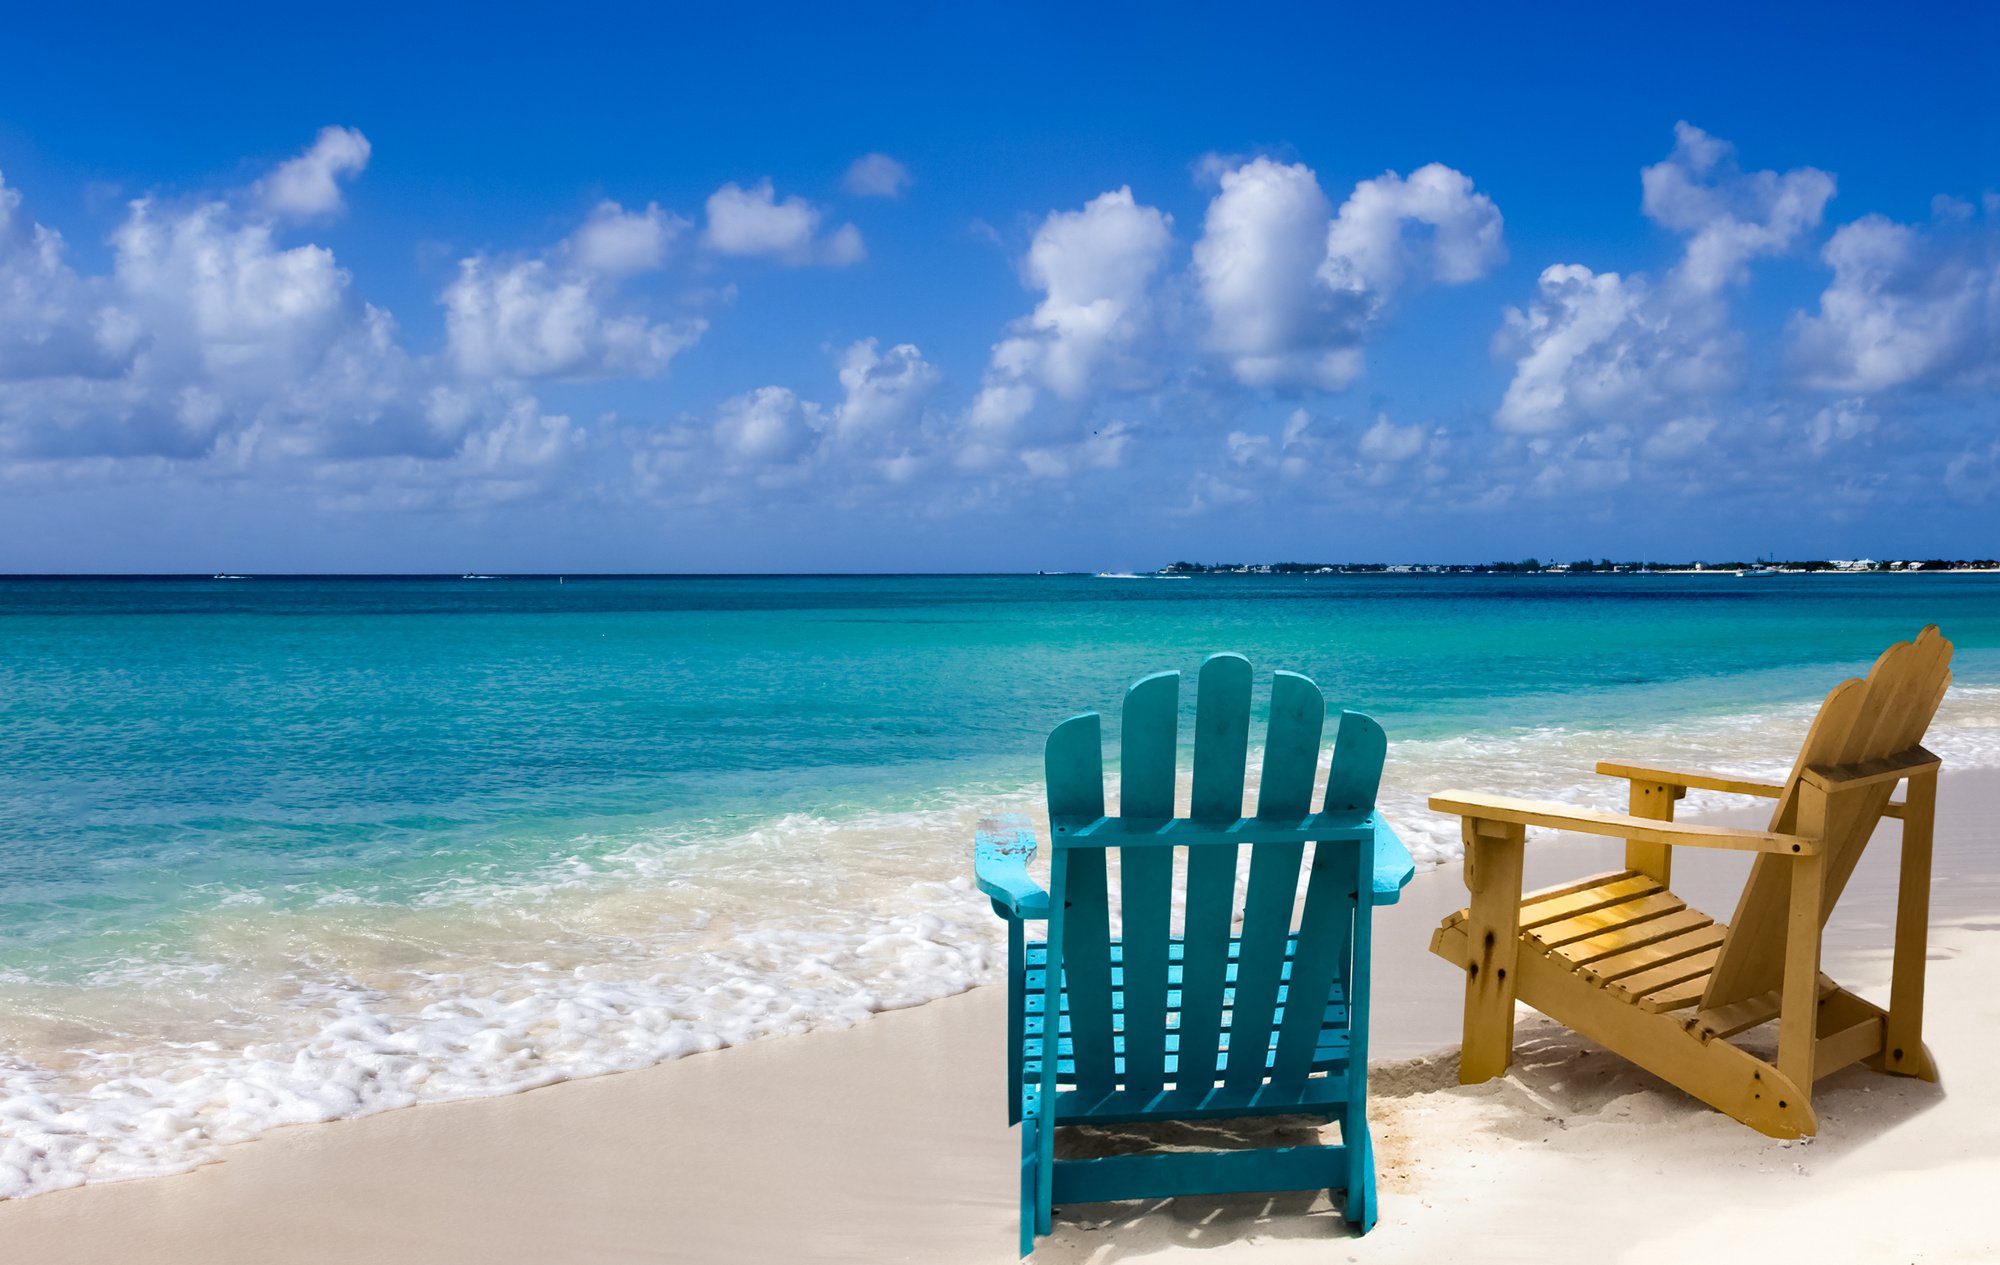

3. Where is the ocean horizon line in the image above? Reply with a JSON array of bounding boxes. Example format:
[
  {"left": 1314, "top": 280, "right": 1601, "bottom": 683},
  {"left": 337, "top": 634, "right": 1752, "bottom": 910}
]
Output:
[{"left": 5, "top": 565, "right": 2000, "bottom": 582}]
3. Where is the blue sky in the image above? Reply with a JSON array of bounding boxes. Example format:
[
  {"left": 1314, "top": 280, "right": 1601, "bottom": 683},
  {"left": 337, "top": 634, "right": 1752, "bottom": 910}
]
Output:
[{"left": 0, "top": 2, "right": 1993, "bottom": 571}]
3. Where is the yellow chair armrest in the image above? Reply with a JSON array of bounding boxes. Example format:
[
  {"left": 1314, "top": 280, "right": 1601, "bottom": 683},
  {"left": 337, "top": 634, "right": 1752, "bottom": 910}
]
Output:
[{"left": 1429, "top": 790, "right": 1818, "bottom": 855}]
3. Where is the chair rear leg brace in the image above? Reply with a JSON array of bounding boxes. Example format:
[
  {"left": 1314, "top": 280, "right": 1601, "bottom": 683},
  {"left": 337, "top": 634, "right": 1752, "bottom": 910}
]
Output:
[{"left": 1006, "top": 918, "right": 1025, "bottom": 1125}]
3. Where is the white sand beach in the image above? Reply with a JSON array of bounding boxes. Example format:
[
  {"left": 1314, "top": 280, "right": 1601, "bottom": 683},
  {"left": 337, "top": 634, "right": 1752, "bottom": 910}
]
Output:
[{"left": 1, "top": 770, "right": 1995, "bottom": 1264}]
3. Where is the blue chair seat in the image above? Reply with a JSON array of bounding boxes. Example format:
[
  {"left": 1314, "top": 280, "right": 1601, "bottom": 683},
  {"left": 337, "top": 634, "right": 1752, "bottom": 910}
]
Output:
[{"left": 1020, "top": 934, "right": 1353, "bottom": 1125}]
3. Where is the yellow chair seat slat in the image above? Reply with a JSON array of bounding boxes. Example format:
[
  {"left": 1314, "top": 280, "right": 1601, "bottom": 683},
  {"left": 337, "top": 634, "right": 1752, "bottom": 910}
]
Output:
[{"left": 1586, "top": 924, "right": 1727, "bottom": 983}]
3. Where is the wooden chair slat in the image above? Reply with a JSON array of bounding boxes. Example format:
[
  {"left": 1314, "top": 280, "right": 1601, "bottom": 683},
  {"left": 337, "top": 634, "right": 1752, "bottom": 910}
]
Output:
[
  {"left": 1533, "top": 891, "right": 1688, "bottom": 947},
  {"left": 1269, "top": 838, "right": 1356, "bottom": 1083},
  {"left": 1221, "top": 840, "right": 1305, "bottom": 1093},
  {"left": 1324, "top": 710, "right": 1386, "bottom": 815},
  {"left": 1045, "top": 713, "right": 1105, "bottom": 821},
  {"left": 1521, "top": 874, "right": 1662, "bottom": 930},
  {"left": 1119, "top": 672, "right": 1180, "bottom": 819},
  {"left": 1554, "top": 907, "right": 1715, "bottom": 966},
  {"left": 1256, "top": 671, "right": 1325, "bottom": 818},
  {"left": 1634, "top": 975, "right": 1710, "bottom": 1012},
  {"left": 1613, "top": 945, "right": 1724, "bottom": 997},
  {"left": 1520, "top": 868, "right": 1647, "bottom": 911},
  {"left": 1226, "top": 671, "right": 1324, "bottom": 1095},
  {"left": 1190, "top": 653, "right": 1252, "bottom": 819},
  {"left": 1585, "top": 923, "right": 1728, "bottom": 982},
  {"left": 1178, "top": 655, "right": 1253, "bottom": 1094},
  {"left": 1117, "top": 671, "right": 1179, "bottom": 1098},
  {"left": 1058, "top": 849, "right": 1117, "bottom": 1097}
]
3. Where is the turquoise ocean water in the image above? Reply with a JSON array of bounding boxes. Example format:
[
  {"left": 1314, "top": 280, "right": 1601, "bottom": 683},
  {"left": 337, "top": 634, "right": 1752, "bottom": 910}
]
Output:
[{"left": 3, "top": 573, "right": 1998, "bottom": 1195}]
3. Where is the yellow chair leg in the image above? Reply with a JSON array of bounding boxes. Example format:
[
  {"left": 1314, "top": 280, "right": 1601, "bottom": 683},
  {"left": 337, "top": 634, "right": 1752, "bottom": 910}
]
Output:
[
  {"left": 1459, "top": 818, "right": 1525, "bottom": 1083},
  {"left": 1884, "top": 769, "right": 1938, "bottom": 1080}
]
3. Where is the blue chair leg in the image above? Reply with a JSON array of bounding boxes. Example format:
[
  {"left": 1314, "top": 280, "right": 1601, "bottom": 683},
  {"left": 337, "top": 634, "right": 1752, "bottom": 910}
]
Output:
[
  {"left": 1343, "top": 847, "right": 1377, "bottom": 1233},
  {"left": 1034, "top": 1112, "right": 1054, "bottom": 1238},
  {"left": 1341, "top": 1106, "right": 1377, "bottom": 1232},
  {"left": 1018, "top": 1117, "right": 1040, "bottom": 1256}
]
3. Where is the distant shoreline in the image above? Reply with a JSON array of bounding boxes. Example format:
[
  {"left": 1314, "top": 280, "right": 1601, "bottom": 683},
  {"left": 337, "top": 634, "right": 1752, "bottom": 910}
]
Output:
[{"left": 1157, "top": 559, "right": 2000, "bottom": 576}]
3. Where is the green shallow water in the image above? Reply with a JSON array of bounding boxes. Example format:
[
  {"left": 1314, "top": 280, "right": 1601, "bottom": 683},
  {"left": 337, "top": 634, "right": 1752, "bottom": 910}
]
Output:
[{"left": 3, "top": 572, "right": 1997, "bottom": 980}]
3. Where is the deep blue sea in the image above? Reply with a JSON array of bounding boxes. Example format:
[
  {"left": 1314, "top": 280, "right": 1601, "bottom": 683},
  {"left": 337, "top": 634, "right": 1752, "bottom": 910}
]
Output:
[{"left": 2, "top": 573, "right": 1997, "bottom": 1195}]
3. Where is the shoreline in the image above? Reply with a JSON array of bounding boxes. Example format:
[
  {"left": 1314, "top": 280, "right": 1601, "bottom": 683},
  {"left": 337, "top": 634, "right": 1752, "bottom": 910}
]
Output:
[{"left": 2, "top": 766, "right": 1996, "bottom": 1261}]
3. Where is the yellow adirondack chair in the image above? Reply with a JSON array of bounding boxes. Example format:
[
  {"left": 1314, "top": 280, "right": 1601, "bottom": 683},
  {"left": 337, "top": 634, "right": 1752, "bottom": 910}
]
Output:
[{"left": 1427, "top": 626, "right": 1951, "bottom": 1138}]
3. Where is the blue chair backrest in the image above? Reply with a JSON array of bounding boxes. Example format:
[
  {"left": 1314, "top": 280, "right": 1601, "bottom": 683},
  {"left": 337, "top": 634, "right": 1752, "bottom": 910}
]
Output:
[{"left": 1042, "top": 652, "right": 1385, "bottom": 1105}]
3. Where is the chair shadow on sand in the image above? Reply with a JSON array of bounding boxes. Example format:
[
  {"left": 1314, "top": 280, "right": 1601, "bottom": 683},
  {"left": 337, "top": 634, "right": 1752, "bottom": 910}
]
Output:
[
  {"left": 1042, "top": 1113, "right": 1351, "bottom": 1252},
  {"left": 1038, "top": 1006, "right": 1948, "bottom": 1260}
]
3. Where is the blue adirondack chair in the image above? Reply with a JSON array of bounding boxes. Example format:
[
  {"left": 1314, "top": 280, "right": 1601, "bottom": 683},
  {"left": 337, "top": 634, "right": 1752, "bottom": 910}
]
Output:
[{"left": 975, "top": 654, "right": 1415, "bottom": 1254}]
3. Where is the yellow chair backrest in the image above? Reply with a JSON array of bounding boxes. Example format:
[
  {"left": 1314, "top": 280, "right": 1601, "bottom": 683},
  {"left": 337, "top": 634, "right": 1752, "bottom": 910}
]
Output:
[{"left": 1704, "top": 626, "right": 1953, "bottom": 1008}]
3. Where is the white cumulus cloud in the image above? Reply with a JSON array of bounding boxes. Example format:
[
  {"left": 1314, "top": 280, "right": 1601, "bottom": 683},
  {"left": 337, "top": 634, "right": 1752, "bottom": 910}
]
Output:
[
  {"left": 1357, "top": 413, "right": 1427, "bottom": 462},
  {"left": 0, "top": 136, "right": 633, "bottom": 506},
  {"left": 109, "top": 200, "right": 351, "bottom": 389},
  {"left": 1495, "top": 124, "right": 1829, "bottom": 436},
  {"left": 1015, "top": 187, "right": 1172, "bottom": 399},
  {"left": 257, "top": 126, "right": 372, "bottom": 219},
  {"left": 714, "top": 385, "right": 822, "bottom": 465},
  {"left": 965, "top": 187, "right": 1172, "bottom": 458},
  {"left": 1642, "top": 122, "right": 1835, "bottom": 295},
  {"left": 704, "top": 179, "right": 864, "bottom": 265},
  {"left": 1323, "top": 162, "right": 1506, "bottom": 294},
  {"left": 831, "top": 338, "right": 938, "bottom": 442},
  {"left": 1198, "top": 406, "right": 1451, "bottom": 505},
  {"left": 0, "top": 171, "right": 109, "bottom": 380},
  {"left": 1496, "top": 265, "right": 1689, "bottom": 434},
  {"left": 1194, "top": 158, "right": 1360, "bottom": 389},
  {"left": 843, "top": 153, "right": 911, "bottom": 198},
  {"left": 567, "top": 200, "right": 685, "bottom": 278},
  {"left": 631, "top": 339, "right": 943, "bottom": 500},
  {"left": 1194, "top": 157, "right": 1502, "bottom": 389},
  {"left": 1790, "top": 210, "right": 1998, "bottom": 393},
  {"left": 444, "top": 202, "right": 704, "bottom": 380}
]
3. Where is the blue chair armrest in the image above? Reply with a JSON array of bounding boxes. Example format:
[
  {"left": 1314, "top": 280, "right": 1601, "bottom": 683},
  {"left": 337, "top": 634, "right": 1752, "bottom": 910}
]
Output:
[
  {"left": 975, "top": 813, "right": 1050, "bottom": 920},
  {"left": 1371, "top": 816, "right": 1416, "bottom": 905}
]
